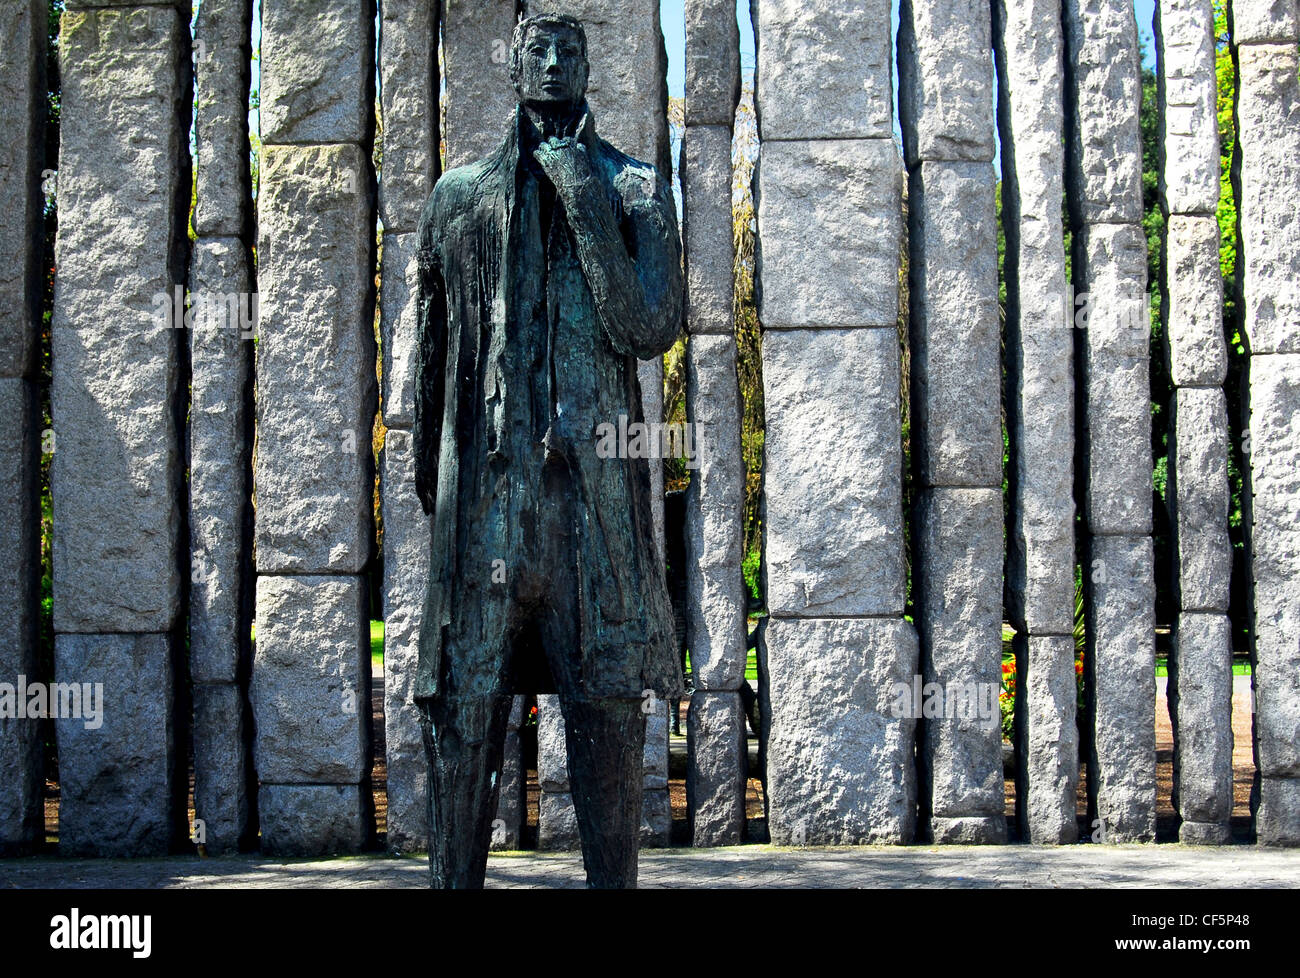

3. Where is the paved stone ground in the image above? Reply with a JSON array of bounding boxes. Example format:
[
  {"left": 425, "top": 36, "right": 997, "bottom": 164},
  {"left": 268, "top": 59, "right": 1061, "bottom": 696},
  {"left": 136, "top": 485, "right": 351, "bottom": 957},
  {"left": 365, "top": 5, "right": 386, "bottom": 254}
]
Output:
[{"left": 2, "top": 844, "right": 1298, "bottom": 889}]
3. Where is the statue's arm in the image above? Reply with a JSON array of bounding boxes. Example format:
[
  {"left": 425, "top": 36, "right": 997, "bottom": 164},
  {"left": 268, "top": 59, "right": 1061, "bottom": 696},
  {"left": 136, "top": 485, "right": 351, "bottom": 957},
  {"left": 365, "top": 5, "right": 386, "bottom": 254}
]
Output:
[
  {"left": 557, "top": 155, "right": 683, "bottom": 360},
  {"left": 413, "top": 199, "right": 447, "bottom": 517}
]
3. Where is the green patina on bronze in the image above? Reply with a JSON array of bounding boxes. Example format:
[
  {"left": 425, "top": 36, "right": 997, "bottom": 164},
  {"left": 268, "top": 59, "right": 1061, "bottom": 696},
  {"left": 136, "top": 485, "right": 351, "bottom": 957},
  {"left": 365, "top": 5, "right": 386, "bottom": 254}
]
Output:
[{"left": 412, "top": 14, "right": 683, "bottom": 889}]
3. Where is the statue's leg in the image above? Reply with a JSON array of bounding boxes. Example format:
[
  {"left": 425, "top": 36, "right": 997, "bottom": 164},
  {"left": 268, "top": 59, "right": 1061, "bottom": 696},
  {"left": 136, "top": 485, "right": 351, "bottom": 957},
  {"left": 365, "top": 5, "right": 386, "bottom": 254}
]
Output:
[
  {"left": 420, "top": 690, "right": 512, "bottom": 888},
  {"left": 559, "top": 695, "right": 646, "bottom": 889},
  {"left": 534, "top": 457, "right": 645, "bottom": 886}
]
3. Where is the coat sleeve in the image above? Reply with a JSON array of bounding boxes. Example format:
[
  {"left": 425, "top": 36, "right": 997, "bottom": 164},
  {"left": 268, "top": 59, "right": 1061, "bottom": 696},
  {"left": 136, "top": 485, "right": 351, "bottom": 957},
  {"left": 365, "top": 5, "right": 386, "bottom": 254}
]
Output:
[
  {"left": 622, "top": 165, "right": 685, "bottom": 357},
  {"left": 566, "top": 155, "right": 684, "bottom": 360},
  {"left": 413, "top": 191, "right": 447, "bottom": 517}
]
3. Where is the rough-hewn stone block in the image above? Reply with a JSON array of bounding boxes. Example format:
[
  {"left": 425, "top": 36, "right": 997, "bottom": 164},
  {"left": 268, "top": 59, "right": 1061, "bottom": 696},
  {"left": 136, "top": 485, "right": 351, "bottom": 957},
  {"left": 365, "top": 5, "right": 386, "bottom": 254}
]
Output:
[
  {"left": 644, "top": 698, "right": 670, "bottom": 789},
  {"left": 685, "top": 564, "right": 749, "bottom": 692},
  {"left": 1169, "top": 612, "right": 1233, "bottom": 836},
  {"left": 1235, "top": 42, "right": 1300, "bottom": 355},
  {"left": 908, "top": 160, "right": 1002, "bottom": 488},
  {"left": 754, "top": 138, "right": 902, "bottom": 328},
  {"left": 255, "top": 143, "right": 376, "bottom": 574},
  {"left": 261, "top": 0, "right": 373, "bottom": 145},
  {"left": 1248, "top": 354, "right": 1300, "bottom": 782},
  {"left": 1165, "top": 215, "right": 1227, "bottom": 387},
  {"left": 1063, "top": 0, "right": 1145, "bottom": 223},
  {"left": 444, "top": 0, "right": 519, "bottom": 168},
  {"left": 0, "top": 0, "right": 45, "bottom": 379},
  {"left": 55, "top": 633, "right": 177, "bottom": 856},
  {"left": 1082, "top": 349, "right": 1154, "bottom": 535},
  {"left": 685, "top": 334, "right": 747, "bottom": 690},
  {"left": 762, "top": 616, "right": 920, "bottom": 844},
  {"left": 899, "top": 0, "right": 996, "bottom": 165},
  {"left": 685, "top": 0, "right": 740, "bottom": 126},
  {"left": 537, "top": 694, "right": 569, "bottom": 792},
  {"left": 1014, "top": 634, "right": 1080, "bottom": 844},
  {"left": 1257, "top": 776, "right": 1300, "bottom": 846},
  {"left": 193, "top": 0, "right": 253, "bottom": 237},
  {"left": 1170, "top": 387, "right": 1232, "bottom": 612},
  {"left": 252, "top": 575, "right": 370, "bottom": 784},
  {"left": 751, "top": 0, "right": 893, "bottom": 140},
  {"left": 380, "top": 429, "right": 432, "bottom": 852},
  {"left": 1229, "top": 0, "right": 1300, "bottom": 44},
  {"left": 687, "top": 691, "right": 747, "bottom": 846},
  {"left": 189, "top": 237, "right": 253, "bottom": 684},
  {"left": 1155, "top": 0, "right": 1221, "bottom": 216},
  {"left": 1087, "top": 534, "right": 1157, "bottom": 843},
  {"left": 259, "top": 783, "right": 366, "bottom": 856},
  {"left": 762, "top": 328, "right": 906, "bottom": 617},
  {"left": 641, "top": 788, "right": 671, "bottom": 847},
  {"left": 52, "top": 5, "right": 187, "bottom": 634},
  {"left": 380, "top": 232, "right": 421, "bottom": 429},
  {"left": 379, "top": 0, "right": 439, "bottom": 233},
  {"left": 538, "top": 790, "right": 581, "bottom": 850},
  {"left": 915, "top": 488, "right": 1006, "bottom": 840},
  {"left": 1076, "top": 221, "right": 1152, "bottom": 358},
  {"left": 192, "top": 682, "right": 250, "bottom": 854},
  {"left": 683, "top": 125, "right": 735, "bottom": 336}
]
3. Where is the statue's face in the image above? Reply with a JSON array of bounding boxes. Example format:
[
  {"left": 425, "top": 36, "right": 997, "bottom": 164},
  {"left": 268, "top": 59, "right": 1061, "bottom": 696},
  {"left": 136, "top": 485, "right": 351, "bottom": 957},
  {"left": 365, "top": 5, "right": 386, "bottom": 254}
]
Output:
[{"left": 515, "top": 24, "right": 588, "bottom": 110}]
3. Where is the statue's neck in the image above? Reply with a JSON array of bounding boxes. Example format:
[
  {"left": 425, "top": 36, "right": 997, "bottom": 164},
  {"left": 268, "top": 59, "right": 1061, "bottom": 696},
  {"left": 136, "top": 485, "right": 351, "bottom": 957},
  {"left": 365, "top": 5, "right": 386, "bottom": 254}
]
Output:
[{"left": 522, "top": 103, "right": 583, "bottom": 142}]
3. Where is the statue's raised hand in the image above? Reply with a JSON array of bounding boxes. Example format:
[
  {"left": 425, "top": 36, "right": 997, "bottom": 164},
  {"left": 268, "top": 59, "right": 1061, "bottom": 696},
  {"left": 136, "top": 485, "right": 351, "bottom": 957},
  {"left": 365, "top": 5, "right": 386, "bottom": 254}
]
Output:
[{"left": 532, "top": 137, "right": 596, "bottom": 201}]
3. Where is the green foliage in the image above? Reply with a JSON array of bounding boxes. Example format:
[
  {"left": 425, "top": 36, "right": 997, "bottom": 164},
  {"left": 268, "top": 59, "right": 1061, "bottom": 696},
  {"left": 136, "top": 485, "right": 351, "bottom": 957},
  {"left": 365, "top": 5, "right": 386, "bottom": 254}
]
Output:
[
  {"left": 733, "top": 82, "right": 765, "bottom": 598},
  {"left": 1214, "top": 1, "right": 1237, "bottom": 318},
  {"left": 742, "top": 546, "right": 762, "bottom": 605}
]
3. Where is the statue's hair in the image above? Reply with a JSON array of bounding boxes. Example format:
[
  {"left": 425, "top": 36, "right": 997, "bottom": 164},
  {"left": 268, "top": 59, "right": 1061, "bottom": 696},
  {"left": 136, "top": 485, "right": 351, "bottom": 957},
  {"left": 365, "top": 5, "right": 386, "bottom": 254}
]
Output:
[{"left": 509, "top": 14, "right": 589, "bottom": 90}]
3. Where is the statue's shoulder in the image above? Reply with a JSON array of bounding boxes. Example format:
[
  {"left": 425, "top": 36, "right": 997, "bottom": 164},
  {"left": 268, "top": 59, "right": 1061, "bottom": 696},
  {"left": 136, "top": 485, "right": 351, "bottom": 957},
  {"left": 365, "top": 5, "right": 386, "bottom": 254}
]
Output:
[
  {"left": 595, "top": 140, "right": 666, "bottom": 205},
  {"left": 415, "top": 158, "right": 499, "bottom": 260},
  {"left": 420, "top": 161, "right": 489, "bottom": 223}
]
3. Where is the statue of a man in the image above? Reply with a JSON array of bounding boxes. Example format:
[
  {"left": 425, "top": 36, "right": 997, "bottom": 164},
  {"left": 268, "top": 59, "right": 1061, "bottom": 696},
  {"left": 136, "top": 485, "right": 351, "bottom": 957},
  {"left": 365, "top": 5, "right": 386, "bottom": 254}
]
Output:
[{"left": 412, "top": 14, "right": 684, "bottom": 888}]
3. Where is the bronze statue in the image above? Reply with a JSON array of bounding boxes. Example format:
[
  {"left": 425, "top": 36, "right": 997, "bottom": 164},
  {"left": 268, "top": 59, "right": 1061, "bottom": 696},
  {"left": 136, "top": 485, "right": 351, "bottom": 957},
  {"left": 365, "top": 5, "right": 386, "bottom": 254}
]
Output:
[{"left": 412, "top": 13, "right": 684, "bottom": 888}]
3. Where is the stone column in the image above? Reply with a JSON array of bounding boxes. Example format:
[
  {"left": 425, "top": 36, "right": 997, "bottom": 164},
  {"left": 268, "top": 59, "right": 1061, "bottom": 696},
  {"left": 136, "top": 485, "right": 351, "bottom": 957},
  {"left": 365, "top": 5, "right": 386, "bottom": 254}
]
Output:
[
  {"left": 994, "top": 0, "right": 1079, "bottom": 846},
  {"left": 189, "top": 0, "right": 256, "bottom": 856},
  {"left": 526, "top": 0, "right": 675, "bottom": 848},
  {"left": 0, "top": 0, "right": 46, "bottom": 855},
  {"left": 50, "top": 1, "right": 190, "bottom": 856},
  {"left": 1156, "top": 0, "right": 1233, "bottom": 846},
  {"left": 1064, "top": 0, "right": 1156, "bottom": 844},
  {"left": 900, "top": 0, "right": 1006, "bottom": 844},
  {"left": 753, "top": 0, "right": 918, "bottom": 845},
  {"left": 1231, "top": 0, "right": 1300, "bottom": 846},
  {"left": 377, "top": 0, "right": 442, "bottom": 856},
  {"left": 443, "top": 0, "right": 520, "bottom": 170},
  {"left": 682, "top": 0, "right": 746, "bottom": 847},
  {"left": 253, "top": 0, "right": 376, "bottom": 855}
]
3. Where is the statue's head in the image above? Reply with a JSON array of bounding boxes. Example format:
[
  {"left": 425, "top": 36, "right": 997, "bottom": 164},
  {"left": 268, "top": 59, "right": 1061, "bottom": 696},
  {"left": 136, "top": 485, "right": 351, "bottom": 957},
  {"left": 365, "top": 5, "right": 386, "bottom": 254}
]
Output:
[{"left": 509, "top": 14, "right": 589, "bottom": 112}]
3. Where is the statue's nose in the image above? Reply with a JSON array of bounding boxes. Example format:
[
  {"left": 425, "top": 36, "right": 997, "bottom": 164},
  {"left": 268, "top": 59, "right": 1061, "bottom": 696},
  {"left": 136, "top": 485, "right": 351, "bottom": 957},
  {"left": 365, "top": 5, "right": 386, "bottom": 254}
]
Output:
[{"left": 544, "top": 47, "right": 562, "bottom": 72}]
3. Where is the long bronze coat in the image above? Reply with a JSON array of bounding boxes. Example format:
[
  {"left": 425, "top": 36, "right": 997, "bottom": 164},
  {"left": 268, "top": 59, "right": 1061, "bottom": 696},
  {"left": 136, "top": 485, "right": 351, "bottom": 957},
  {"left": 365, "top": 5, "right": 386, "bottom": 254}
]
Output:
[{"left": 411, "top": 103, "right": 684, "bottom": 703}]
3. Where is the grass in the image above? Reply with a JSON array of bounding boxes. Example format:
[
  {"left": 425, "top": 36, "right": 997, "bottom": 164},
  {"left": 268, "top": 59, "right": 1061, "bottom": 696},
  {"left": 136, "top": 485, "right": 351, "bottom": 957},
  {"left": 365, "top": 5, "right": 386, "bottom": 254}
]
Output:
[{"left": 371, "top": 620, "right": 384, "bottom": 667}]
